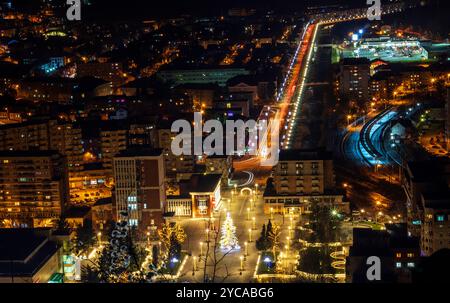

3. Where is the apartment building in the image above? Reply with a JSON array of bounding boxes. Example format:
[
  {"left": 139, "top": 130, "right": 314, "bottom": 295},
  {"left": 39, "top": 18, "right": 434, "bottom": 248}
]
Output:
[
  {"left": 157, "top": 67, "right": 249, "bottom": 87},
  {"left": 346, "top": 224, "right": 420, "bottom": 283},
  {"left": 0, "top": 151, "right": 69, "bottom": 228},
  {"left": 402, "top": 160, "right": 450, "bottom": 237},
  {"left": 402, "top": 159, "right": 450, "bottom": 255},
  {"left": 420, "top": 192, "right": 450, "bottom": 256},
  {"left": 0, "top": 120, "right": 83, "bottom": 174},
  {"left": 113, "top": 147, "right": 166, "bottom": 232},
  {"left": 100, "top": 126, "right": 128, "bottom": 171},
  {"left": 263, "top": 148, "right": 348, "bottom": 215},
  {"left": 337, "top": 58, "right": 370, "bottom": 103},
  {"left": 150, "top": 125, "right": 195, "bottom": 180}
]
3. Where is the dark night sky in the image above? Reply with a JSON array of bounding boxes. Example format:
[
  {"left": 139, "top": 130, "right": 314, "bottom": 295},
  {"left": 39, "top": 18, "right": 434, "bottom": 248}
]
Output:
[
  {"left": 84, "top": 0, "right": 367, "bottom": 18},
  {"left": 9, "top": 0, "right": 450, "bottom": 31}
]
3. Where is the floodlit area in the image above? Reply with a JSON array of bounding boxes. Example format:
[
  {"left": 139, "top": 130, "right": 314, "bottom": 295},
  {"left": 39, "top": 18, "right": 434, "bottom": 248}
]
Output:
[{"left": 341, "top": 38, "right": 429, "bottom": 62}]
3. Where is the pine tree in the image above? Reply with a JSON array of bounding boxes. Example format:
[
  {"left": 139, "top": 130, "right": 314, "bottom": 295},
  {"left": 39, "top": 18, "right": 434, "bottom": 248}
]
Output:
[
  {"left": 256, "top": 224, "right": 268, "bottom": 251},
  {"left": 266, "top": 220, "right": 273, "bottom": 246},
  {"left": 220, "top": 212, "right": 240, "bottom": 251}
]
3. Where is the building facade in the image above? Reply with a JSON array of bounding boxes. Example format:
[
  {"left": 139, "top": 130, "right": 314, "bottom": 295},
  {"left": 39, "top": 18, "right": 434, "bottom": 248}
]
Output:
[
  {"left": 166, "top": 174, "right": 222, "bottom": 218},
  {"left": 337, "top": 58, "right": 370, "bottom": 103},
  {"left": 113, "top": 148, "right": 166, "bottom": 232},
  {"left": 0, "top": 120, "right": 83, "bottom": 174},
  {"left": 158, "top": 68, "right": 249, "bottom": 87},
  {"left": 420, "top": 193, "right": 450, "bottom": 256},
  {"left": 0, "top": 151, "right": 69, "bottom": 228},
  {"left": 263, "top": 148, "right": 348, "bottom": 215}
]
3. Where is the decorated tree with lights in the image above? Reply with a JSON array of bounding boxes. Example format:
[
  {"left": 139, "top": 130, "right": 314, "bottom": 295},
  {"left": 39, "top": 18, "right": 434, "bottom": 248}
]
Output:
[{"left": 220, "top": 212, "right": 240, "bottom": 251}]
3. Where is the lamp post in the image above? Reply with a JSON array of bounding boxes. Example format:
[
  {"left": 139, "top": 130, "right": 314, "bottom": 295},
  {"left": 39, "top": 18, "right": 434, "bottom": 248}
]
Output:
[
  {"left": 255, "top": 183, "right": 258, "bottom": 195},
  {"left": 244, "top": 242, "right": 248, "bottom": 256},
  {"left": 252, "top": 217, "right": 256, "bottom": 230},
  {"left": 240, "top": 255, "right": 244, "bottom": 272},
  {"left": 247, "top": 207, "right": 250, "bottom": 221},
  {"left": 97, "top": 231, "right": 102, "bottom": 244},
  {"left": 146, "top": 232, "right": 150, "bottom": 245},
  {"left": 270, "top": 207, "right": 274, "bottom": 220},
  {"left": 200, "top": 242, "right": 203, "bottom": 257},
  {"left": 193, "top": 256, "right": 197, "bottom": 272},
  {"left": 248, "top": 228, "right": 252, "bottom": 242},
  {"left": 376, "top": 211, "right": 383, "bottom": 223},
  {"left": 206, "top": 228, "right": 210, "bottom": 242}
]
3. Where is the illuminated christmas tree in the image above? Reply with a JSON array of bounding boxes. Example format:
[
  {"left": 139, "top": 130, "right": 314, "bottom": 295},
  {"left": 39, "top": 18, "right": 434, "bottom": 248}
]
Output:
[{"left": 220, "top": 212, "right": 240, "bottom": 251}]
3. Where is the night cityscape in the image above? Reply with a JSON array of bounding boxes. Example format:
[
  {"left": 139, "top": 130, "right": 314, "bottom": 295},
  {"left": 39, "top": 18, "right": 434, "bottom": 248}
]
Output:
[{"left": 0, "top": 0, "right": 450, "bottom": 290}]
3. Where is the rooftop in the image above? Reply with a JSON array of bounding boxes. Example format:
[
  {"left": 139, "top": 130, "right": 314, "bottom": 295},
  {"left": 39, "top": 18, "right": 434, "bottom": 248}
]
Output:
[
  {"left": 115, "top": 147, "right": 163, "bottom": 158},
  {"left": 0, "top": 150, "right": 62, "bottom": 158},
  {"left": 407, "top": 159, "right": 450, "bottom": 183},
  {"left": 278, "top": 148, "right": 333, "bottom": 162},
  {"left": 0, "top": 229, "right": 59, "bottom": 277},
  {"left": 93, "top": 197, "right": 112, "bottom": 207},
  {"left": 178, "top": 173, "right": 222, "bottom": 194}
]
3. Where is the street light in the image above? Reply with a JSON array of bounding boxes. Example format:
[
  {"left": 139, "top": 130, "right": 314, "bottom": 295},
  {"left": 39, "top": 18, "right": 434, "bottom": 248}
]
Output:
[
  {"left": 252, "top": 217, "right": 256, "bottom": 230},
  {"left": 247, "top": 207, "right": 250, "bottom": 221},
  {"left": 376, "top": 212, "right": 383, "bottom": 223},
  {"left": 240, "top": 255, "right": 244, "bottom": 272},
  {"left": 270, "top": 207, "right": 274, "bottom": 220},
  {"left": 248, "top": 228, "right": 253, "bottom": 242},
  {"left": 200, "top": 242, "right": 203, "bottom": 256},
  {"left": 244, "top": 242, "right": 248, "bottom": 256},
  {"left": 193, "top": 256, "right": 197, "bottom": 272}
]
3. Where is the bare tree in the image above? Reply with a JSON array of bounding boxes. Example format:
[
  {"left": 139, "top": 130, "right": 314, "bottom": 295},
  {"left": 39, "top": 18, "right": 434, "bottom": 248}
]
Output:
[{"left": 198, "top": 217, "right": 236, "bottom": 283}]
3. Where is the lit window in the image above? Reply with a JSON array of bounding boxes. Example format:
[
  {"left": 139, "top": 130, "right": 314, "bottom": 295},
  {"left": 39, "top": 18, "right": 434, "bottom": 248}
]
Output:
[
  {"left": 396, "top": 253, "right": 401, "bottom": 258},
  {"left": 407, "top": 262, "right": 415, "bottom": 268},
  {"left": 407, "top": 253, "right": 414, "bottom": 258},
  {"left": 436, "top": 215, "right": 445, "bottom": 222},
  {"left": 396, "top": 262, "right": 402, "bottom": 268}
]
